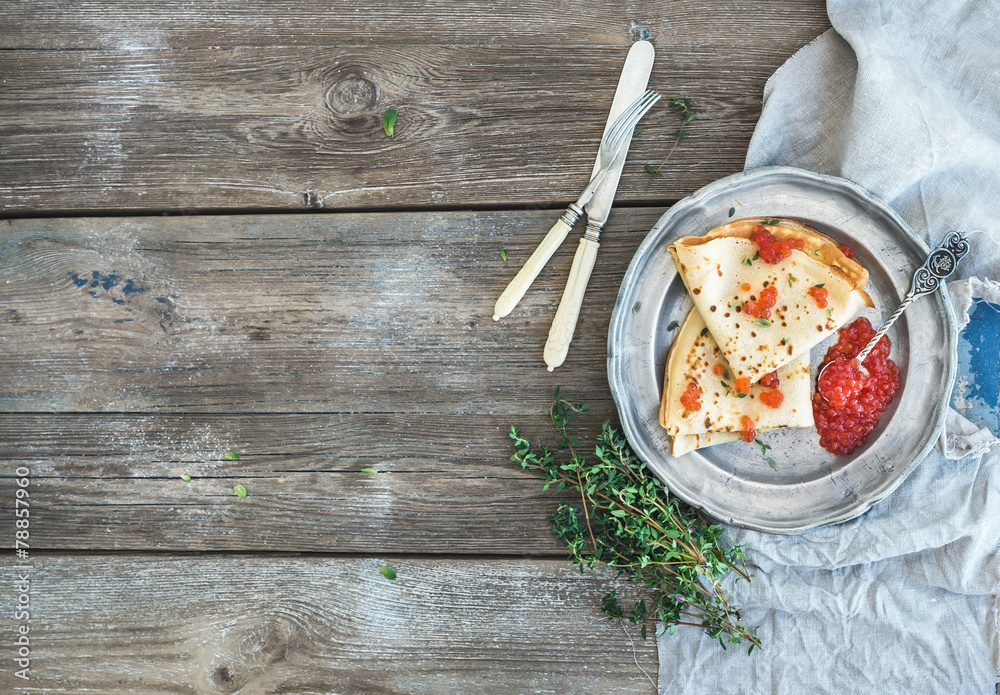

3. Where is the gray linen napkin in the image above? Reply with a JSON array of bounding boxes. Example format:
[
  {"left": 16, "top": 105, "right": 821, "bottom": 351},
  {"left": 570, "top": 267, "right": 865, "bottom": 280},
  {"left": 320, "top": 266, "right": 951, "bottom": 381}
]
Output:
[{"left": 657, "top": 2, "right": 1000, "bottom": 692}]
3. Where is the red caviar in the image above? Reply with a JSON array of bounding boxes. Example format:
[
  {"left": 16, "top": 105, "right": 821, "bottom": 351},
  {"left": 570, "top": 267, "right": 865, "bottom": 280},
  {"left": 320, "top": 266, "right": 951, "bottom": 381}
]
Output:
[
  {"left": 712, "top": 363, "right": 724, "bottom": 377},
  {"left": 680, "top": 382, "right": 702, "bottom": 412},
  {"left": 809, "top": 285, "right": 829, "bottom": 308},
  {"left": 741, "top": 283, "right": 752, "bottom": 292},
  {"left": 813, "top": 317, "right": 900, "bottom": 455},
  {"left": 751, "top": 225, "right": 805, "bottom": 264},
  {"left": 759, "top": 389, "right": 785, "bottom": 409},
  {"left": 740, "top": 415, "right": 756, "bottom": 443},
  {"left": 839, "top": 243, "right": 856, "bottom": 259},
  {"left": 734, "top": 377, "right": 751, "bottom": 395},
  {"left": 742, "top": 285, "right": 778, "bottom": 319},
  {"left": 760, "top": 370, "right": 780, "bottom": 389}
]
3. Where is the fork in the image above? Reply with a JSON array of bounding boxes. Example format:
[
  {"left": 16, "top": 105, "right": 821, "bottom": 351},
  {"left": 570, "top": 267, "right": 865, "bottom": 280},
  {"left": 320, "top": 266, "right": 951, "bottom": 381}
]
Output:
[{"left": 493, "top": 89, "right": 661, "bottom": 321}]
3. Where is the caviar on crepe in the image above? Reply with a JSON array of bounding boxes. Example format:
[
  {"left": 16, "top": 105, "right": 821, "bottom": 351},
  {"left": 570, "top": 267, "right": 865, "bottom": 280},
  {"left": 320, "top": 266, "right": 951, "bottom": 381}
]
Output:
[
  {"left": 751, "top": 224, "right": 805, "bottom": 264},
  {"left": 680, "top": 382, "right": 702, "bottom": 412}
]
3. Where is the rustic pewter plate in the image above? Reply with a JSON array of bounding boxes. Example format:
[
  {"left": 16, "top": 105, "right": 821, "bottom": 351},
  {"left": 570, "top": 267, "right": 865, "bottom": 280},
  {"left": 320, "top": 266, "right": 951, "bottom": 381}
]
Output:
[{"left": 607, "top": 166, "right": 957, "bottom": 534}]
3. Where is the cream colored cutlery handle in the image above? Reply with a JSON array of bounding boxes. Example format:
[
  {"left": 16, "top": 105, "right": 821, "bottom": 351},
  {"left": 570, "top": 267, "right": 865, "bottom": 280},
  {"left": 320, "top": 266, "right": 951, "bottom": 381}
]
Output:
[
  {"left": 544, "top": 237, "right": 600, "bottom": 371},
  {"left": 493, "top": 216, "right": 575, "bottom": 320}
]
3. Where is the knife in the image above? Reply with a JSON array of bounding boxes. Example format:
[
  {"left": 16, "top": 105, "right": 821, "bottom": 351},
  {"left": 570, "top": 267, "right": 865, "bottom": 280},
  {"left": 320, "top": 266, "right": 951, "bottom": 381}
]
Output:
[{"left": 543, "top": 41, "right": 655, "bottom": 371}]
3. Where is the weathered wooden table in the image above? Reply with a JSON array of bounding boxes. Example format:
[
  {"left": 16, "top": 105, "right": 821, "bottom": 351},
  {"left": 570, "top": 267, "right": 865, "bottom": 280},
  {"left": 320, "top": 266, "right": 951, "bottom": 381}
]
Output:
[{"left": 21, "top": 2, "right": 994, "bottom": 693}]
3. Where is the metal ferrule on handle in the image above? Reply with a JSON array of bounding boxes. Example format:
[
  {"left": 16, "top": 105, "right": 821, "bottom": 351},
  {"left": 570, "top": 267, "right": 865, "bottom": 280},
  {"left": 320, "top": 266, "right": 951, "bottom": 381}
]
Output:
[
  {"left": 492, "top": 203, "right": 584, "bottom": 321},
  {"left": 582, "top": 219, "right": 604, "bottom": 243}
]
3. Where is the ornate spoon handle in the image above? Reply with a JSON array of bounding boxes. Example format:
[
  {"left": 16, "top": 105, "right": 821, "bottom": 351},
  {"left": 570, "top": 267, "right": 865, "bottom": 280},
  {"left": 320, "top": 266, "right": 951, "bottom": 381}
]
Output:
[{"left": 855, "top": 231, "right": 969, "bottom": 363}]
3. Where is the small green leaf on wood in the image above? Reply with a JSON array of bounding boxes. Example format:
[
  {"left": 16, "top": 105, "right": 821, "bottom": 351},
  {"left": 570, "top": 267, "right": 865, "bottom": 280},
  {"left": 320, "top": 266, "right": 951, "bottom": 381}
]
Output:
[
  {"left": 500, "top": 249, "right": 509, "bottom": 267},
  {"left": 360, "top": 468, "right": 378, "bottom": 475},
  {"left": 382, "top": 108, "right": 398, "bottom": 138},
  {"left": 644, "top": 164, "right": 663, "bottom": 178},
  {"left": 379, "top": 565, "right": 397, "bottom": 580},
  {"left": 224, "top": 451, "right": 240, "bottom": 460},
  {"left": 180, "top": 474, "right": 192, "bottom": 482},
  {"left": 233, "top": 483, "right": 247, "bottom": 498}
]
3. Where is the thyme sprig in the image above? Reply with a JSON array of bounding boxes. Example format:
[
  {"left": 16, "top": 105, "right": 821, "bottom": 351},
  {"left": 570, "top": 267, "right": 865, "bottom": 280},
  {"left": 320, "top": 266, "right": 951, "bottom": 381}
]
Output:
[
  {"left": 511, "top": 393, "right": 761, "bottom": 653},
  {"left": 647, "top": 97, "right": 696, "bottom": 182}
]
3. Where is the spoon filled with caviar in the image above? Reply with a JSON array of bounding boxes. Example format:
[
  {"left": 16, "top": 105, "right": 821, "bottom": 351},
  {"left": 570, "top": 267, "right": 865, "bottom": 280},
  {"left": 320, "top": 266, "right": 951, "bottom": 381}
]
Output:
[{"left": 813, "top": 231, "right": 969, "bottom": 454}]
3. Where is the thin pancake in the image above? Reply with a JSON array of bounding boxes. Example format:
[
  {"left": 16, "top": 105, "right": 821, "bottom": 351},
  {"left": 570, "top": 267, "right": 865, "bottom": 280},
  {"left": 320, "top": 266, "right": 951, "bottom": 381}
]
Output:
[
  {"left": 668, "top": 217, "right": 873, "bottom": 384},
  {"left": 660, "top": 308, "right": 813, "bottom": 456}
]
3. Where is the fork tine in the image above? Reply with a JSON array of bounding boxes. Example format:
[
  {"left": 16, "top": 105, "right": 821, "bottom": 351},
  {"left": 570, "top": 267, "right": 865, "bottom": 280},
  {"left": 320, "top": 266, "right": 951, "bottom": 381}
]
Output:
[
  {"left": 605, "top": 90, "right": 657, "bottom": 143},
  {"left": 606, "top": 91, "right": 659, "bottom": 147},
  {"left": 603, "top": 91, "right": 660, "bottom": 155}
]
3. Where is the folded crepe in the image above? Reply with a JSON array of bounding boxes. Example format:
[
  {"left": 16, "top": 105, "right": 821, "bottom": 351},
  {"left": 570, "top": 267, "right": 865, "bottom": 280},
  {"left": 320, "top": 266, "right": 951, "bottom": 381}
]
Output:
[
  {"left": 661, "top": 308, "right": 814, "bottom": 456},
  {"left": 669, "top": 217, "right": 873, "bottom": 385}
]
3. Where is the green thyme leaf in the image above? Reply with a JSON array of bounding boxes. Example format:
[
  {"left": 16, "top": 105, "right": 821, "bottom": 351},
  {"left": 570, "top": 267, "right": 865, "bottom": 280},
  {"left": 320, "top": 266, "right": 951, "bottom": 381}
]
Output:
[
  {"left": 379, "top": 565, "right": 397, "bottom": 580},
  {"left": 632, "top": 301, "right": 642, "bottom": 315},
  {"left": 647, "top": 98, "right": 696, "bottom": 183},
  {"left": 780, "top": 337, "right": 789, "bottom": 345},
  {"left": 180, "top": 474, "right": 192, "bottom": 482},
  {"left": 233, "top": 483, "right": 247, "bottom": 498},
  {"left": 827, "top": 308, "right": 833, "bottom": 317},
  {"left": 667, "top": 320, "right": 680, "bottom": 331},
  {"left": 700, "top": 327, "right": 709, "bottom": 337},
  {"left": 500, "top": 249, "right": 509, "bottom": 267},
  {"left": 815, "top": 283, "right": 825, "bottom": 288},
  {"left": 360, "top": 468, "right": 378, "bottom": 475},
  {"left": 767, "top": 458, "right": 777, "bottom": 470},
  {"left": 756, "top": 318, "right": 771, "bottom": 328},
  {"left": 742, "top": 258, "right": 753, "bottom": 266},
  {"left": 381, "top": 108, "right": 398, "bottom": 138},
  {"left": 762, "top": 218, "right": 780, "bottom": 225},
  {"left": 728, "top": 207, "right": 735, "bottom": 218},
  {"left": 224, "top": 451, "right": 240, "bottom": 461},
  {"left": 752, "top": 251, "right": 759, "bottom": 261},
  {"left": 633, "top": 127, "right": 644, "bottom": 136},
  {"left": 736, "top": 392, "right": 747, "bottom": 398}
]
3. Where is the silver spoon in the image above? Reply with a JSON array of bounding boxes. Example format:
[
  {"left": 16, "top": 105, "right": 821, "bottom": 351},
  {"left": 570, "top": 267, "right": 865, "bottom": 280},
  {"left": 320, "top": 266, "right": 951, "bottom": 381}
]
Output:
[{"left": 819, "top": 230, "right": 970, "bottom": 384}]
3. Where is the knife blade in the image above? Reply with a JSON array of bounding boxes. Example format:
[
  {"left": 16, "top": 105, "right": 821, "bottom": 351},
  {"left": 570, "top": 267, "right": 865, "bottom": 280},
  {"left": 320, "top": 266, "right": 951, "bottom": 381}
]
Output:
[{"left": 543, "top": 41, "right": 655, "bottom": 371}]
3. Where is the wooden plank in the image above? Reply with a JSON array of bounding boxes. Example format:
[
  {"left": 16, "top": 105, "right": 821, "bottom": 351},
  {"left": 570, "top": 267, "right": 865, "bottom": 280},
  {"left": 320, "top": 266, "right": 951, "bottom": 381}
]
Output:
[
  {"left": 0, "top": 411, "right": 617, "bottom": 553},
  {"left": 0, "top": 0, "right": 827, "bottom": 49},
  {"left": 0, "top": 209, "right": 662, "bottom": 413},
  {"left": 0, "top": 3, "right": 830, "bottom": 212},
  {"left": 0, "top": 555, "right": 660, "bottom": 694}
]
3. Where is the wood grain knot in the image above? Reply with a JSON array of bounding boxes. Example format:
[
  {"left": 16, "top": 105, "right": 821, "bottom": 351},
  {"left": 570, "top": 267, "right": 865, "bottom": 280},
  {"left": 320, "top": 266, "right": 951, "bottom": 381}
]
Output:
[
  {"left": 211, "top": 665, "right": 236, "bottom": 692},
  {"left": 326, "top": 72, "right": 380, "bottom": 117}
]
